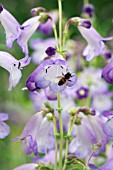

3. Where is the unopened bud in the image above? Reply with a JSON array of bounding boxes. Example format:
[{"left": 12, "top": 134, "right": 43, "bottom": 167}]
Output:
[
  {"left": 79, "top": 107, "right": 96, "bottom": 116},
  {"left": 39, "top": 12, "right": 49, "bottom": 23},
  {"left": 31, "top": 7, "right": 46, "bottom": 16},
  {"left": 69, "top": 107, "right": 79, "bottom": 116},
  {"left": 46, "top": 113, "right": 53, "bottom": 121}
]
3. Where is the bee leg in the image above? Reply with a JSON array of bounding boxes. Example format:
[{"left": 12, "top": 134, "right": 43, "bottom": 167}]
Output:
[
  {"left": 68, "top": 79, "right": 72, "bottom": 82},
  {"left": 60, "top": 65, "right": 64, "bottom": 69},
  {"left": 71, "top": 74, "right": 75, "bottom": 77},
  {"left": 46, "top": 66, "right": 51, "bottom": 73}
]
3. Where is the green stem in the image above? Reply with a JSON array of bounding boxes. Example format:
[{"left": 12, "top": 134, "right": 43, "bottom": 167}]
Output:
[
  {"left": 53, "top": 115, "right": 58, "bottom": 170},
  {"left": 57, "top": 92, "right": 63, "bottom": 170},
  {"left": 58, "top": 0, "right": 63, "bottom": 51},
  {"left": 63, "top": 117, "right": 75, "bottom": 170},
  {"left": 49, "top": 16, "right": 59, "bottom": 50},
  {"left": 83, "top": 0, "right": 89, "bottom": 5}
]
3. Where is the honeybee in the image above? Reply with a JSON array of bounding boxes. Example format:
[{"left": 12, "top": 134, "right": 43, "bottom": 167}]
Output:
[{"left": 58, "top": 72, "right": 73, "bottom": 86}]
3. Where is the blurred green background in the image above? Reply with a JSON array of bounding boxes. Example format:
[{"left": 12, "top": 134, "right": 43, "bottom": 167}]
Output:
[{"left": 0, "top": 0, "right": 113, "bottom": 170}]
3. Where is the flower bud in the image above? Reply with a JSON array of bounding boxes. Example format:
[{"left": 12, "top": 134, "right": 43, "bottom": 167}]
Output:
[
  {"left": 31, "top": 7, "right": 46, "bottom": 16},
  {"left": 46, "top": 113, "right": 53, "bottom": 121}
]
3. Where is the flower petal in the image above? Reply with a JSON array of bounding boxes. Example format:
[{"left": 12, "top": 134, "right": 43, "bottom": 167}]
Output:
[{"left": 0, "top": 122, "right": 10, "bottom": 139}]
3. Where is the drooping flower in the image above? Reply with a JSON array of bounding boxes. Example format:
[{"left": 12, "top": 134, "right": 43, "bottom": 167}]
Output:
[
  {"left": 17, "top": 16, "right": 41, "bottom": 55},
  {"left": 12, "top": 111, "right": 54, "bottom": 155},
  {"left": 26, "top": 56, "right": 77, "bottom": 92},
  {"left": 0, "top": 113, "right": 10, "bottom": 139},
  {"left": 77, "top": 24, "right": 113, "bottom": 61},
  {"left": 0, "top": 51, "right": 31, "bottom": 91},
  {"left": 101, "top": 57, "right": 113, "bottom": 84},
  {"left": 0, "top": 4, "right": 21, "bottom": 48},
  {"left": 69, "top": 114, "right": 109, "bottom": 159}
]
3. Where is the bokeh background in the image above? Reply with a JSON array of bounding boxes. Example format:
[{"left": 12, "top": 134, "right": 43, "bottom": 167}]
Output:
[{"left": 0, "top": 0, "right": 113, "bottom": 169}]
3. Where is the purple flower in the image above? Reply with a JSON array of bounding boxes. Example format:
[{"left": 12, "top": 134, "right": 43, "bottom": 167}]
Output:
[
  {"left": 102, "top": 110, "right": 113, "bottom": 117},
  {"left": 0, "top": 51, "right": 31, "bottom": 91},
  {"left": 17, "top": 16, "right": 41, "bottom": 55},
  {"left": 101, "top": 58, "right": 113, "bottom": 84},
  {"left": 82, "top": 4, "right": 95, "bottom": 17},
  {"left": 77, "top": 25, "right": 113, "bottom": 61},
  {"left": 38, "top": 11, "right": 58, "bottom": 35},
  {"left": 45, "top": 47, "right": 56, "bottom": 56},
  {"left": 12, "top": 111, "right": 53, "bottom": 155},
  {"left": 103, "top": 117, "right": 113, "bottom": 137},
  {"left": 0, "top": 113, "right": 10, "bottom": 139},
  {"left": 26, "top": 56, "right": 77, "bottom": 92},
  {"left": 0, "top": 4, "right": 21, "bottom": 49},
  {"left": 13, "top": 163, "right": 38, "bottom": 170},
  {"left": 69, "top": 115, "right": 109, "bottom": 159},
  {"left": 76, "top": 86, "right": 89, "bottom": 99}
]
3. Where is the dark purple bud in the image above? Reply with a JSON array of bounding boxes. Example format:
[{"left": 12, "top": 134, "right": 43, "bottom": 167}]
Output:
[
  {"left": 76, "top": 86, "right": 89, "bottom": 99},
  {"left": 0, "top": 4, "right": 3, "bottom": 13},
  {"left": 80, "top": 19, "right": 91, "bottom": 29},
  {"left": 82, "top": 4, "right": 95, "bottom": 17},
  {"left": 103, "top": 52, "right": 112, "bottom": 59},
  {"left": 45, "top": 47, "right": 56, "bottom": 56},
  {"left": 102, "top": 110, "right": 113, "bottom": 117}
]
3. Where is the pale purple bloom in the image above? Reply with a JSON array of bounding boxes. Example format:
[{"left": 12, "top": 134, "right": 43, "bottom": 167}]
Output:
[
  {"left": 17, "top": 16, "right": 41, "bottom": 55},
  {"left": 13, "top": 163, "right": 38, "bottom": 170},
  {"left": 77, "top": 25, "right": 113, "bottom": 61},
  {"left": 0, "top": 51, "right": 31, "bottom": 91},
  {"left": 103, "top": 117, "right": 113, "bottom": 137},
  {"left": 102, "top": 110, "right": 113, "bottom": 117},
  {"left": 101, "top": 57, "right": 113, "bottom": 84},
  {"left": 0, "top": 4, "right": 21, "bottom": 48},
  {"left": 12, "top": 111, "right": 53, "bottom": 155},
  {"left": 69, "top": 115, "right": 109, "bottom": 159},
  {"left": 38, "top": 11, "right": 58, "bottom": 35},
  {"left": 26, "top": 56, "right": 77, "bottom": 92},
  {"left": 0, "top": 113, "right": 10, "bottom": 139},
  {"left": 30, "top": 38, "right": 56, "bottom": 64}
]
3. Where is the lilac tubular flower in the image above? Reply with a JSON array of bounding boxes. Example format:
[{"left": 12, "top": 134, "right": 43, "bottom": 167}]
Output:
[
  {"left": 0, "top": 4, "right": 21, "bottom": 49},
  {"left": 38, "top": 11, "right": 58, "bottom": 35},
  {"left": 76, "top": 86, "right": 89, "bottom": 99},
  {"left": 13, "top": 163, "right": 38, "bottom": 170},
  {"left": 0, "top": 113, "right": 10, "bottom": 139},
  {"left": 26, "top": 57, "right": 77, "bottom": 92},
  {"left": 0, "top": 51, "right": 31, "bottom": 91},
  {"left": 12, "top": 111, "right": 53, "bottom": 155},
  {"left": 103, "top": 117, "right": 113, "bottom": 137},
  {"left": 101, "top": 57, "right": 113, "bottom": 84},
  {"left": 69, "top": 115, "right": 109, "bottom": 159},
  {"left": 77, "top": 25, "right": 113, "bottom": 61},
  {"left": 17, "top": 16, "right": 41, "bottom": 55}
]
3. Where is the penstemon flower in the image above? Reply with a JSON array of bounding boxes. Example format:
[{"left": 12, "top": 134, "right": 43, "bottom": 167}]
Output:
[
  {"left": 26, "top": 55, "right": 77, "bottom": 92},
  {"left": 0, "top": 51, "right": 31, "bottom": 91},
  {"left": 0, "top": 113, "right": 10, "bottom": 139}
]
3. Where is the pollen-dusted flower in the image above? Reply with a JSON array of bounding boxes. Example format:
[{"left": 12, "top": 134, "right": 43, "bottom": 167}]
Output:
[
  {"left": 77, "top": 24, "right": 113, "bottom": 61},
  {"left": 0, "top": 51, "right": 31, "bottom": 91},
  {"left": 26, "top": 56, "right": 77, "bottom": 92},
  {"left": 101, "top": 57, "right": 113, "bottom": 84},
  {"left": 0, "top": 4, "right": 21, "bottom": 49},
  {"left": 0, "top": 113, "right": 10, "bottom": 139}
]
